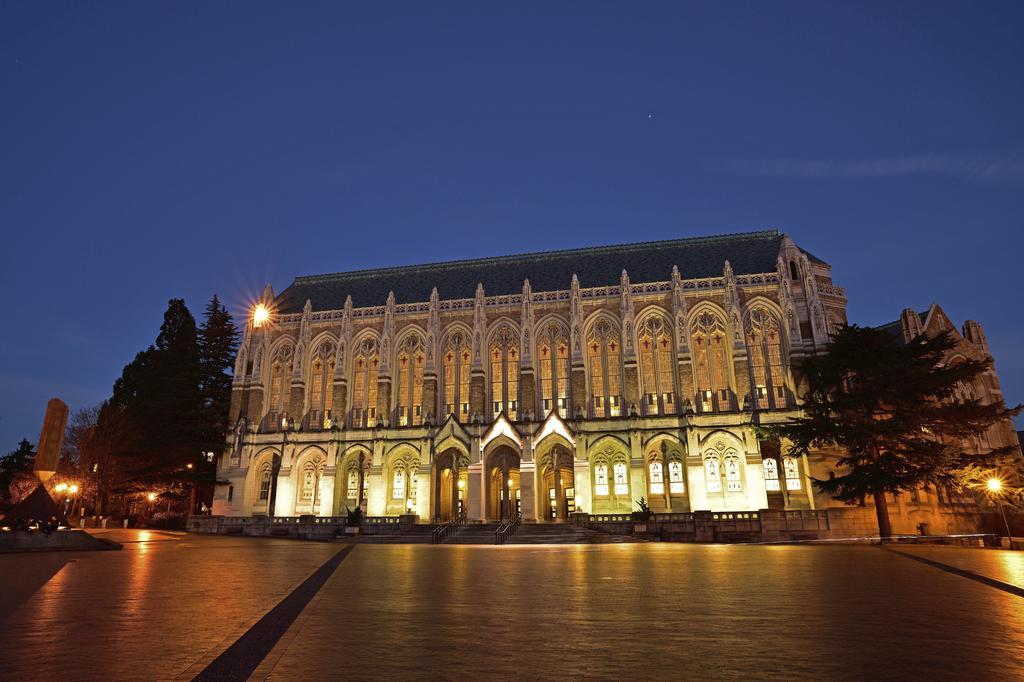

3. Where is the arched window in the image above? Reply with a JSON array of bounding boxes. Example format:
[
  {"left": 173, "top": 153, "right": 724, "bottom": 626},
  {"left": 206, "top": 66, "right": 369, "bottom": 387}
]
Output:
[
  {"left": 789, "top": 260, "right": 799, "bottom": 281},
  {"left": 258, "top": 464, "right": 272, "bottom": 501},
  {"left": 351, "top": 338, "right": 379, "bottom": 427},
  {"left": 638, "top": 316, "right": 676, "bottom": 415},
  {"left": 442, "top": 331, "right": 472, "bottom": 421},
  {"left": 392, "top": 469, "right": 406, "bottom": 500},
  {"left": 588, "top": 319, "right": 623, "bottom": 418},
  {"left": 346, "top": 467, "right": 359, "bottom": 501},
  {"left": 538, "top": 322, "right": 570, "bottom": 418},
  {"left": 725, "top": 454, "right": 742, "bottom": 492},
  {"left": 668, "top": 460, "right": 685, "bottom": 494},
  {"left": 763, "top": 458, "right": 780, "bottom": 491},
  {"left": 746, "top": 307, "right": 786, "bottom": 409},
  {"left": 298, "top": 458, "right": 323, "bottom": 510},
  {"left": 704, "top": 455, "right": 722, "bottom": 493},
  {"left": 309, "top": 341, "right": 336, "bottom": 425},
  {"left": 594, "top": 463, "right": 609, "bottom": 496},
  {"left": 395, "top": 335, "right": 425, "bottom": 426},
  {"left": 613, "top": 462, "right": 629, "bottom": 495},
  {"left": 783, "top": 457, "right": 801, "bottom": 490},
  {"left": 268, "top": 345, "right": 294, "bottom": 418},
  {"left": 489, "top": 325, "right": 520, "bottom": 420},
  {"left": 649, "top": 461, "right": 664, "bottom": 495},
  {"left": 691, "top": 311, "right": 730, "bottom": 412}
]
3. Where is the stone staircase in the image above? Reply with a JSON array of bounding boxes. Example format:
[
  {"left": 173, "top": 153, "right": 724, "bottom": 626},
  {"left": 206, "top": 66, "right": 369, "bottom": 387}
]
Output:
[
  {"left": 444, "top": 522, "right": 504, "bottom": 544},
  {"left": 507, "top": 523, "right": 645, "bottom": 545},
  {"left": 332, "top": 522, "right": 646, "bottom": 545}
]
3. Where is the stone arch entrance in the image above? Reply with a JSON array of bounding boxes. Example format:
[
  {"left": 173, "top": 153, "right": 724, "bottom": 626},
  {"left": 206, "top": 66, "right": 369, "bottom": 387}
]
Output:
[
  {"left": 485, "top": 445, "right": 521, "bottom": 521},
  {"left": 433, "top": 448, "right": 468, "bottom": 521},
  {"left": 539, "top": 446, "right": 574, "bottom": 522}
]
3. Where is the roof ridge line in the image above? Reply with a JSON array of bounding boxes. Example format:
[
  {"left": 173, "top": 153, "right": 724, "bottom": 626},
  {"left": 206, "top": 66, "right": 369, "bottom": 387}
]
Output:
[{"left": 291, "top": 228, "right": 781, "bottom": 285}]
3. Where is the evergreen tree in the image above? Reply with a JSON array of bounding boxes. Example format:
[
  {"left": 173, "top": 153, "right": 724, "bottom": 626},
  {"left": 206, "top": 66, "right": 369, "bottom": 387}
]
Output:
[
  {"left": 0, "top": 439, "right": 36, "bottom": 505},
  {"left": 198, "top": 295, "right": 240, "bottom": 451},
  {"left": 761, "top": 324, "right": 1021, "bottom": 540}
]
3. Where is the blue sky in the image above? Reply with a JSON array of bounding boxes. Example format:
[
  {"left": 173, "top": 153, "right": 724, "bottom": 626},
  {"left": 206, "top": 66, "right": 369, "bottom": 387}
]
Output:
[{"left": 1, "top": 1, "right": 1022, "bottom": 448}]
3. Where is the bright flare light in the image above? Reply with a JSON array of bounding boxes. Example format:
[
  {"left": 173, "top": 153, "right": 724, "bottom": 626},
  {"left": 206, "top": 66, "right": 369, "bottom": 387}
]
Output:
[
  {"left": 54, "top": 482, "right": 68, "bottom": 493},
  {"left": 147, "top": 493, "right": 157, "bottom": 502},
  {"left": 987, "top": 478, "right": 1003, "bottom": 493},
  {"left": 253, "top": 303, "right": 270, "bottom": 328},
  {"left": 68, "top": 484, "right": 79, "bottom": 494}
]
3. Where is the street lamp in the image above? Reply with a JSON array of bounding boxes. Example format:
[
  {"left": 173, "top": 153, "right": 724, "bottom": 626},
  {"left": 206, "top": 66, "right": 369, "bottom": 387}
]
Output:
[{"left": 987, "top": 477, "right": 1014, "bottom": 550}]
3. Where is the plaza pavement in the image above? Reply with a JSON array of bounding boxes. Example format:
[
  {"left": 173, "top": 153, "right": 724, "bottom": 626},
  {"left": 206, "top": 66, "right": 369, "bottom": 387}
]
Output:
[{"left": 1, "top": 530, "right": 1023, "bottom": 680}]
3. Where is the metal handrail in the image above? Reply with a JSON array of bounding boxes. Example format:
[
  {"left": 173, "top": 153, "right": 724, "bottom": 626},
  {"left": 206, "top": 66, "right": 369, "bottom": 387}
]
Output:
[
  {"left": 495, "top": 514, "right": 522, "bottom": 545},
  {"left": 431, "top": 513, "right": 466, "bottom": 544}
]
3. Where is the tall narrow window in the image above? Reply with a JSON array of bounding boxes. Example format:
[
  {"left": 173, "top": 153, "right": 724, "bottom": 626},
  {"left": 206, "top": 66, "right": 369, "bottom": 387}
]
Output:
[
  {"left": 691, "top": 312, "right": 730, "bottom": 412},
  {"left": 392, "top": 469, "right": 405, "bottom": 499},
  {"left": 594, "top": 463, "right": 609, "bottom": 496},
  {"left": 649, "top": 461, "right": 664, "bottom": 495},
  {"left": 309, "top": 341, "right": 336, "bottom": 425},
  {"left": 489, "top": 325, "right": 520, "bottom": 420},
  {"left": 395, "top": 335, "right": 425, "bottom": 426},
  {"left": 588, "top": 319, "right": 623, "bottom": 418},
  {"left": 783, "top": 457, "right": 801, "bottom": 490},
  {"left": 763, "top": 458, "right": 780, "bottom": 491},
  {"left": 258, "top": 465, "right": 271, "bottom": 501},
  {"left": 746, "top": 307, "right": 786, "bottom": 410},
  {"left": 351, "top": 338, "right": 379, "bottom": 427},
  {"left": 346, "top": 468, "right": 359, "bottom": 500},
  {"left": 442, "top": 332, "right": 472, "bottom": 421},
  {"left": 539, "top": 323, "right": 570, "bottom": 418},
  {"left": 638, "top": 316, "right": 676, "bottom": 415},
  {"left": 268, "top": 345, "right": 294, "bottom": 418},
  {"left": 725, "top": 454, "right": 742, "bottom": 492},
  {"left": 613, "top": 462, "right": 628, "bottom": 495},
  {"left": 705, "top": 456, "right": 722, "bottom": 493},
  {"left": 668, "top": 461, "right": 685, "bottom": 494}
]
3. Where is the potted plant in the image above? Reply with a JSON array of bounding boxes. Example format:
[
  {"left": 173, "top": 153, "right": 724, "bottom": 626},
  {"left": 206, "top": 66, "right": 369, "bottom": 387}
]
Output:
[
  {"left": 344, "top": 506, "right": 362, "bottom": 535},
  {"left": 632, "top": 497, "right": 653, "bottom": 534}
]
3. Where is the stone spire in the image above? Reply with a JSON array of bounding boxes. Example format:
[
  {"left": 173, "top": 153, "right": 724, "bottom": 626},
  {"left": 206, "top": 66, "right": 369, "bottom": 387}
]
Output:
[
  {"left": 380, "top": 291, "right": 396, "bottom": 373},
  {"left": 520, "top": 279, "right": 534, "bottom": 365},
  {"left": 570, "top": 274, "right": 582, "bottom": 361},
  {"left": 336, "top": 295, "right": 353, "bottom": 378},
  {"left": 619, "top": 269, "right": 635, "bottom": 357},
  {"left": 472, "top": 283, "right": 486, "bottom": 368},
  {"left": 426, "top": 287, "right": 440, "bottom": 369},
  {"left": 671, "top": 265, "right": 688, "bottom": 351},
  {"left": 723, "top": 261, "right": 743, "bottom": 346}
]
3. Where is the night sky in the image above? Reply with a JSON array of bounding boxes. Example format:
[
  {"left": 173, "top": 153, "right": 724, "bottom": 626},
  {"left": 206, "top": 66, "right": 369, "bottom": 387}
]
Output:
[{"left": 2, "top": 1, "right": 1022, "bottom": 448}]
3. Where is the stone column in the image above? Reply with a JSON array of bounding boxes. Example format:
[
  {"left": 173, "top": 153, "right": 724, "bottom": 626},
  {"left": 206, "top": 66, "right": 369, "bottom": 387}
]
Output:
[{"left": 554, "top": 457, "right": 564, "bottom": 521}]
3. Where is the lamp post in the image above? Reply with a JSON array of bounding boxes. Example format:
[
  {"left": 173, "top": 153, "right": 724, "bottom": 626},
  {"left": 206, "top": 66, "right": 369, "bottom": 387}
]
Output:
[{"left": 987, "top": 478, "right": 1015, "bottom": 550}]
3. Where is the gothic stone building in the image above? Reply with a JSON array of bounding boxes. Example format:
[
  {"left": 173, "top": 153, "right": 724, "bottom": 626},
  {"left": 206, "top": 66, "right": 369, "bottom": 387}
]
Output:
[{"left": 211, "top": 229, "right": 1016, "bottom": 533}]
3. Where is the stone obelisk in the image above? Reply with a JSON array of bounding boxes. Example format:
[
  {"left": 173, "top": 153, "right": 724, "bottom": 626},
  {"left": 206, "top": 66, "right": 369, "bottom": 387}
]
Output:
[{"left": 33, "top": 398, "right": 69, "bottom": 482}]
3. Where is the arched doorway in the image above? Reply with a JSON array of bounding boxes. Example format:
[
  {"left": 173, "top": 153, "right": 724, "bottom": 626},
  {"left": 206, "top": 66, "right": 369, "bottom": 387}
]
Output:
[
  {"left": 433, "top": 449, "right": 467, "bottom": 521},
  {"left": 540, "top": 446, "right": 575, "bottom": 522},
  {"left": 485, "top": 445, "right": 521, "bottom": 521}
]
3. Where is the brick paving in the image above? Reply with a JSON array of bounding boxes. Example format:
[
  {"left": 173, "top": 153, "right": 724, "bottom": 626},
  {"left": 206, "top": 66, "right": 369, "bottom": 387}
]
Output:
[{"left": 2, "top": 535, "right": 1024, "bottom": 680}]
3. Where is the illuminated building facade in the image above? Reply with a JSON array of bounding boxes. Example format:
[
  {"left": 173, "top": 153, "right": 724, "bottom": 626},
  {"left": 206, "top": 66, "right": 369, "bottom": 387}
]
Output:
[{"left": 211, "top": 229, "right": 1017, "bottom": 533}]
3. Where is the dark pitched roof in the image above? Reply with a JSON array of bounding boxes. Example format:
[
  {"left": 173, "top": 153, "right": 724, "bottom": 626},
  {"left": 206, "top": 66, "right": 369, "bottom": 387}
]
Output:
[
  {"left": 276, "top": 229, "right": 810, "bottom": 313},
  {"left": 876, "top": 310, "right": 931, "bottom": 345}
]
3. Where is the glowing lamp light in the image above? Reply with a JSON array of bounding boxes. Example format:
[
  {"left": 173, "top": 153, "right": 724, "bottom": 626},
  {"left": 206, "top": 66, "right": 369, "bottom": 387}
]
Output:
[
  {"left": 54, "top": 482, "right": 68, "bottom": 493},
  {"left": 457, "top": 479, "right": 465, "bottom": 490},
  {"left": 252, "top": 303, "right": 270, "bottom": 328},
  {"left": 186, "top": 463, "right": 194, "bottom": 470},
  {"left": 68, "top": 484, "right": 79, "bottom": 494},
  {"left": 987, "top": 478, "right": 1003, "bottom": 493},
  {"left": 147, "top": 493, "right": 157, "bottom": 502}
]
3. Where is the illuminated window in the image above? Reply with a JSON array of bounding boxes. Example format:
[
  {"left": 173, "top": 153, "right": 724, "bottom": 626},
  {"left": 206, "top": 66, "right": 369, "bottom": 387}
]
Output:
[
  {"left": 594, "top": 463, "right": 609, "bottom": 496},
  {"left": 638, "top": 316, "right": 676, "bottom": 415},
  {"left": 669, "top": 461, "right": 685, "bottom": 494},
  {"left": 539, "top": 322, "right": 570, "bottom": 418},
  {"left": 346, "top": 468, "right": 359, "bottom": 500},
  {"left": 746, "top": 307, "right": 786, "bottom": 410},
  {"left": 268, "top": 345, "right": 294, "bottom": 417},
  {"left": 442, "top": 331, "right": 472, "bottom": 421},
  {"left": 704, "top": 455, "right": 722, "bottom": 493},
  {"left": 489, "top": 324, "right": 520, "bottom": 420},
  {"left": 395, "top": 334, "right": 425, "bottom": 426},
  {"left": 392, "top": 469, "right": 405, "bottom": 500},
  {"left": 783, "top": 457, "right": 801, "bottom": 490},
  {"left": 763, "top": 458, "right": 780, "bottom": 491},
  {"left": 309, "top": 341, "right": 336, "bottom": 423},
  {"left": 613, "top": 462, "right": 628, "bottom": 495},
  {"left": 258, "top": 465, "right": 271, "bottom": 501},
  {"left": 351, "top": 337, "right": 379, "bottom": 427},
  {"left": 725, "top": 454, "right": 742, "bottom": 492},
  {"left": 588, "top": 319, "right": 623, "bottom": 418},
  {"left": 649, "top": 461, "right": 664, "bottom": 495},
  {"left": 300, "top": 461, "right": 321, "bottom": 505},
  {"left": 691, "top": 312, "right": 730, "bottom": 412}
]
